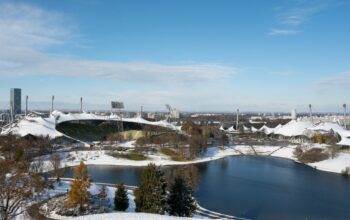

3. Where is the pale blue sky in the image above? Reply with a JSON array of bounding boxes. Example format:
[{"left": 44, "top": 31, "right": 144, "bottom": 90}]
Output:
[{"left": 0, "top": 0, "right": 349, "bottom": 112}]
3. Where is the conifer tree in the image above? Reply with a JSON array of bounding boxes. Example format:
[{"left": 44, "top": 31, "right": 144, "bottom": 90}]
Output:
[
  {"left": 167, "top": 175, "right": 196, "bottom": 217},
  {"left": 114, "top": 182, "right": 129, "bottom": 211},
  {"left": 134, "top": 163, "right": 167, "bottom": 214},
  {"left": 67, "top": 161, "right": 90, "bottom": 211}
]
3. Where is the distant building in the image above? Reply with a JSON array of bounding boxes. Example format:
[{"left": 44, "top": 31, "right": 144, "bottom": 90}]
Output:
[
  {"left": 10, "top": 88, "right": 21, "bottom": 115},
  {"left": 291, "top": 109, "right": 297, "bottom": 120},
  {"left": 147, "top": 112, "right": 155, "bottom": 119},
  {"left": 169, "top": 108, "right": 180, "bottom": 119}
]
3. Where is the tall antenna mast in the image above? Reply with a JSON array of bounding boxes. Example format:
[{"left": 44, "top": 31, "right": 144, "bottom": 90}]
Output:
[
  {"left": 236, "top": 108, "right": 239, "bottom": 129},
  {"left": 51, "top": 95, "right": 55, "bottom": 114},
  {"left": 309, "top": 104, "right": 313, "bottom": 122},
  {"left": 80, "top": 97, "right": 83, "bottom": 113},
  {"left": 10, "top": 100, "right": 13, "bottom": 123},
  {"left": 25, "top": 95, "right": 28, "bottom": 116}
]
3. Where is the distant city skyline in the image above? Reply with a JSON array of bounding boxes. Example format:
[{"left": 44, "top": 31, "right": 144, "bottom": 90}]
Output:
[{"left": 0, "top": 0, "right": 349, "bottom": 112}]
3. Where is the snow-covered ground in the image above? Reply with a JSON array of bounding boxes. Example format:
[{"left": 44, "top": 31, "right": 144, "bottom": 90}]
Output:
[
  {"left": 42, "top": 182, "right": 136, "bottom": 219},
  {"left": 35, "top": 139, "right": 350, "bottom": 175},
  {"left": 41, "top": 181, "right": 204, "bottom": 220},
  {"left": 68, "top": 213, "right": 202, "bottom": 220},
  {"left": 309, "top": 152, "right": 350, "bottom": 173},
  {"left": 38, "top": 145, "right": 241, "bottom": 172}
]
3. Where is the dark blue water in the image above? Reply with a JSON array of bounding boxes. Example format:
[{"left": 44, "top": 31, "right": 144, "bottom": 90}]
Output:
[{"left": 63, "top": 156, "right": 350, "bottom": 220}]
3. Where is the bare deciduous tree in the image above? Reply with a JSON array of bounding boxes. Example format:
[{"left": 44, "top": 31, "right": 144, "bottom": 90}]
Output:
[
  {"left": 49, "top": 154, "right": 62, "bottom": 181},
  {"left": 0, "top": 160, "right": 44, "bottom": 220}
]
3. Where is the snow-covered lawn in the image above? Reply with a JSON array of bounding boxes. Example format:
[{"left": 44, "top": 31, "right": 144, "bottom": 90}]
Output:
[
  {"left": 43, "top": 182, "right": 137, "bottom": 219},
  {"left": 42, "top": 181, "right": 204, "bottom": 220},
  {"left": 39, "top": 145, "right": 241, "bottom": 172},
  {"left": 36, "top": 141, "right": 350, "bottom": 175},
  {"left": 67, "top": 212, "right": 202, "bottom": 220},
  {"left": 309, "top": 152, "right": 350, "bottom": 173}
]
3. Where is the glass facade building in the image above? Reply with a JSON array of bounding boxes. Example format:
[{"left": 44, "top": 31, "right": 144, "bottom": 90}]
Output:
[{"left": 10, "top": 88, "right": 21, "bottom": 115}]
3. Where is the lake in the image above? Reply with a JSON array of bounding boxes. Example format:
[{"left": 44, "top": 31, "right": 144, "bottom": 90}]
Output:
[{"left": 63, "top": 156, "right": 350, "bottom": 220}]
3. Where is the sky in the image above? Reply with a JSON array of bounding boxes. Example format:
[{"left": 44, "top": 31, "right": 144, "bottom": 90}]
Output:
[{"left": 0, "top": 0, "right": 349, "bottom": 112}]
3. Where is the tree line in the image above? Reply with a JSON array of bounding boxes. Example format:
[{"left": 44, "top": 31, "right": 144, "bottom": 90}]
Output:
[{"left": 66, "top": 162, "right": 197, "bottom": 217}]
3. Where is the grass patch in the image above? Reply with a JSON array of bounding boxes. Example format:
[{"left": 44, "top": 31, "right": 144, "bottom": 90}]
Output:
[
  {"left": 108, "top": 150, "right": 148, "bottom": 161},
  {"left": 160, "top": 148, "right": 185, "bottom": 161}
]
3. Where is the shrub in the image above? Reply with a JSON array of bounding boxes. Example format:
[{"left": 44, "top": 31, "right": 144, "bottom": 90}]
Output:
[
  {"left": 297, "top": 148, "right": 329, "bottom": 163},
  {"left": 341, "top": 167, "right": 349, "bottom": 177},
  {"left": 108, "top": 151, "right": 148, "bottom": 161},
  {"left": 293, "top": 146, "right": 303, "bottom": 158}
]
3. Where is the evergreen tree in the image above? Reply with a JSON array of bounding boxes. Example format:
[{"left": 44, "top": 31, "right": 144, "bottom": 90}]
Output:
[
  {"left": 114, "top": 182, "right": 129, "bottom": 211},
  {"left": 167, "top": 175, "right": 196, "bottom": 217},
  {"left": 67, "top": 161, "right": 90, "bottom": 211},
  {"left": 134, "top": 163, "right": 167, "bottom": 214}
]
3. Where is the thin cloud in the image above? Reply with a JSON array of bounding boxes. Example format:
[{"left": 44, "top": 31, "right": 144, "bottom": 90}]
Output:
[
  {"left": 269, "top": 29, "right": 299, "bottom": 36},
  {"left": 269, "top": 0, "right": 333, "bottom": 36},
  {"left": 0, "top": 2, "right": 71, "bottom": 48},
  {"left": 0, "top": 2, "right": 237, "bottom": 84},
  {"left": 317, "top": 71, "right": 350, "bottom": 87}
]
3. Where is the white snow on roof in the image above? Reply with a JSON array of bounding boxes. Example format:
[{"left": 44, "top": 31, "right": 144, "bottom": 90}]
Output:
[
  {"left": 309, "top": 122, "right": 350, "bottom": 138},
  {"left": 338, "top": 137, "right": 350, "bottom": 146},
  {"left": 251, "top": 126, "right": 258, "bottom": 133},
  {"left": 1, "top": 115, "right": 63, "bottom": 138},
  {"left": 1, "top": 110, "right": 178, "bottom": 139},
  {"left": 243, "top": 125, "right": 250, "bottom": 131},
  {"left": 273, "top": 120, "right": 314, "bottom": 137},
  {"left": 259, "top": 125, "right": 275, "bottom": 135},
  {"left": 227, "top": 126, "right": 236, "bottom": 132}
]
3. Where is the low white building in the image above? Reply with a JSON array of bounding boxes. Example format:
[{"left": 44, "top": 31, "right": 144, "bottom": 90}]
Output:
[{"left": 169, "top": 109, "right": 180, "bottom": 119}]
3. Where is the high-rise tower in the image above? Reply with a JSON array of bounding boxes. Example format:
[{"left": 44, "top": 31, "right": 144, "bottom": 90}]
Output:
[{"left": 10, "top": 88, "right": 21, "bottom": 116}]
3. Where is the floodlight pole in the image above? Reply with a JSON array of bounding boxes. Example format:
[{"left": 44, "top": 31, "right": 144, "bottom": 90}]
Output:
[
  {"left": 10, "top": 100, "right": 13, "bottom": 123},
  {"left": 51, "top": 95, "right": 55, "bottom": 114},
  {"left": 80, "top": 97, "right": 83, "bottom": 113},
  {"left": 25, "top": 95, "right": 28, "bottom": 116},
  {"left": 236, "top": 109, "right": 239, "bottom": 129},
  {"left": 309, "top": 104, "right": 313, "bottom": 123}
]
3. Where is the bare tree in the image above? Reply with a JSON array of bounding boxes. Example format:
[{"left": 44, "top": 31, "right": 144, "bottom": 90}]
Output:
[
  {"left": 329, "top": 145, "right": 340, "bottom": 159},
  {"left": 30, "top": 156, "right": 44, "bottom": 174},
  {"left": 49, "top": 154, "right": 62, "bottom": 181},
  {"left": 0, "top": 160, "right": 44, "bottom": 220}
]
